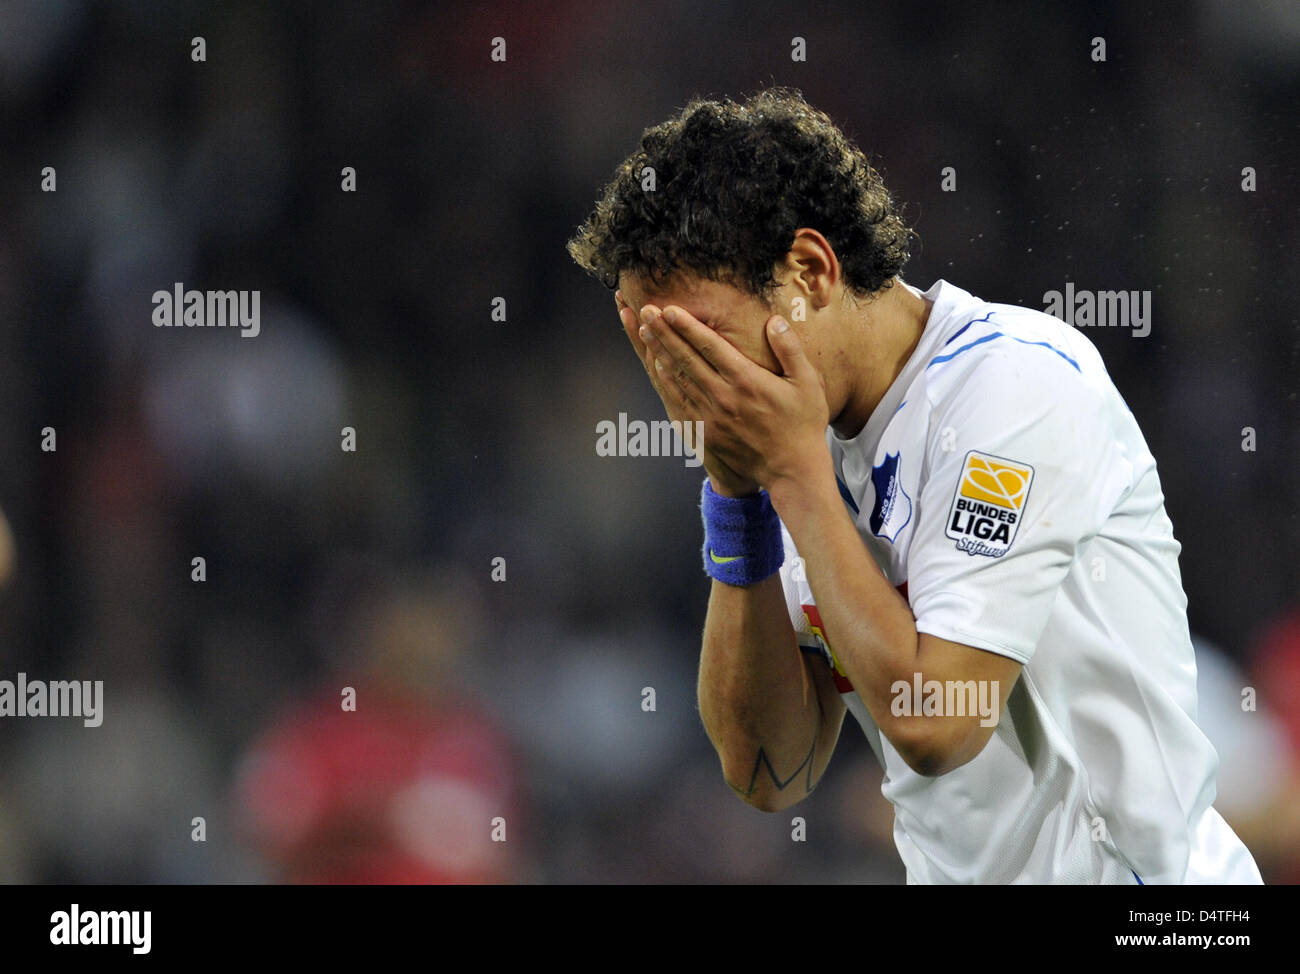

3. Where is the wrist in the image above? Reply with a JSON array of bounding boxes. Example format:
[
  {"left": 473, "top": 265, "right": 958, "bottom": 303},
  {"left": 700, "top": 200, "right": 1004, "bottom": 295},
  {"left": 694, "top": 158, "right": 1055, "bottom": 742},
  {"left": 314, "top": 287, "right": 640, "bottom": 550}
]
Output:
[
  {"left": 707, "top": 472, "right": 760, "bottom": 498},
  {"left": 699, "top": 479, "right": 784, "bottom": 586},
  {"left": 766, "top": 447, "right": 836, "bottom": 514}
]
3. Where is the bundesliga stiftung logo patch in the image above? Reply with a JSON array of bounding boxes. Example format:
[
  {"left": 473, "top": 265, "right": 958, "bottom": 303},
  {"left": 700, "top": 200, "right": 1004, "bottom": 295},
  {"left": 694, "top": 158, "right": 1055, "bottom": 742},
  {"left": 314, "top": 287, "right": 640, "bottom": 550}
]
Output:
[{"left": 945, "top": 451, "right": 1034, "bottom": 557}]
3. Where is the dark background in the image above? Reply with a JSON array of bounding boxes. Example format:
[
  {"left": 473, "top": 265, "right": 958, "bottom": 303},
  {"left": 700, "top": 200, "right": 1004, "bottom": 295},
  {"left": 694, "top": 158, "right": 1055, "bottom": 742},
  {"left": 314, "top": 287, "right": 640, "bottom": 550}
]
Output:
[{"left": 0, "top": 0, "right": 1296, "bottom": 883}]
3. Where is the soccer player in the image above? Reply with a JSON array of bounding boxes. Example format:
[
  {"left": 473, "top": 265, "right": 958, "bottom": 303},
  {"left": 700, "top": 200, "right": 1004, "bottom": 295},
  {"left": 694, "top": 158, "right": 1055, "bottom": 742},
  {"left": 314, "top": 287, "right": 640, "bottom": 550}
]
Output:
[{"left": 567, "top": 87, "right": 1262, "bottom": 884}]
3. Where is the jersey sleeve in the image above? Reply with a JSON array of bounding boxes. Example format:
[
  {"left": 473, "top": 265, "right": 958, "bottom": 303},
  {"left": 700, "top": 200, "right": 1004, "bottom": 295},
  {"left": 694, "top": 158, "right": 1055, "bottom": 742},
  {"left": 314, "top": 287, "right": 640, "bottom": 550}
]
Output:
[{"left": 906, "top": 347, "right": 1135, "bottom": 664}]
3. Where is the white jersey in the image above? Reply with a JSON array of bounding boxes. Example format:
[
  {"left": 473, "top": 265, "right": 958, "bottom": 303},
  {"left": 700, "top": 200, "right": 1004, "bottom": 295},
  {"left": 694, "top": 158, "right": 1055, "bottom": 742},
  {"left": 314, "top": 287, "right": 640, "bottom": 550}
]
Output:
[{"left": 778, "top": 278, "right": 1261, "bottom": 884}]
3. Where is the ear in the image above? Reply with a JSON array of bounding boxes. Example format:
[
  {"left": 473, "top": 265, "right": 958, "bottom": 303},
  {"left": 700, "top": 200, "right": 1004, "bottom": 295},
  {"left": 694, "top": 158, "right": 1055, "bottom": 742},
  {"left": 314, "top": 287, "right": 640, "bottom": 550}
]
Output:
[{"left": 781, "top": 228, "right": 840, "bottom": 309}]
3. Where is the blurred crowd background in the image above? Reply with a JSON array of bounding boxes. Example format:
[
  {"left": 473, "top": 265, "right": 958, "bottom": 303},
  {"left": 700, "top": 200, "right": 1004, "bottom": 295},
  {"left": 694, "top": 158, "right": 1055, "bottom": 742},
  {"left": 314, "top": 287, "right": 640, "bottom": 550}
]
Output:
[{"left": 0, "top": 0, "right": 1297, "bottom": 883}]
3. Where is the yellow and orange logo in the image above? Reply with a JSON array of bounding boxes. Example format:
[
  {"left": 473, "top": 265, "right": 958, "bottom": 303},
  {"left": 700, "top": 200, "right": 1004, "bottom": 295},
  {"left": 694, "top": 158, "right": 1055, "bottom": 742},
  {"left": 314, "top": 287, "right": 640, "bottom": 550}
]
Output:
[{"left": 958, "top": 452, "right": 1033, "bottom": 510}]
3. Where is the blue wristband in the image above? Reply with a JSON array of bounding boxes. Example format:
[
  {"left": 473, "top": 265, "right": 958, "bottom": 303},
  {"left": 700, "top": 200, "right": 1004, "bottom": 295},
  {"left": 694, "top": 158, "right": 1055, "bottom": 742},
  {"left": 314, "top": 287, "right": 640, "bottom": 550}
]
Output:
[{"left": 700, "top": 478, "right": 784, "bottom": 586}]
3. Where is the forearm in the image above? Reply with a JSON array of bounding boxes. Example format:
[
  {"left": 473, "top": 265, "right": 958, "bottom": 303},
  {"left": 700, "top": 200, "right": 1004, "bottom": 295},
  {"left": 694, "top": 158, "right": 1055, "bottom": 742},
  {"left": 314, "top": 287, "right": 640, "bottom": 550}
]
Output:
[
  {"left": 698, "top": 573, "right": 842, "bottom": 811},
  {"left": 768, "top": 462, "right": 923, "bottom": 744}
]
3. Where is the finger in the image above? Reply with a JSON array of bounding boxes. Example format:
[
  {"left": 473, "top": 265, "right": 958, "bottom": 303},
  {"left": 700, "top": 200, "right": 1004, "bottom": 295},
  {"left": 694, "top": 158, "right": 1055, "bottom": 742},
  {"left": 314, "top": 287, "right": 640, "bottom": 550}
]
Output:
[
  {"left": 622, "top": 301, "right": 690, "bottom": 410},
  {"left": 766, "top": 314, "right": 814, "bottom": 381},
  {"left": 660, "top": 305, "right": 753, "bottom": 381},
  {"left": 652, "top": 352, "right": 698, "bottom": 414},
  {"left": 619, "top": 304, "right": 647, "bottom": 358},
  {"left": 621, "top": 304, "right": 665, "bottom": 386},
  {"left": 617, "top": 290, "right": 646, "bottom": 345},
  {"left": 623, "top": 304, "right": 678, "bottom": 407},
  {"left": 639, "top": 305, "right": 722, "bottom": 398}
]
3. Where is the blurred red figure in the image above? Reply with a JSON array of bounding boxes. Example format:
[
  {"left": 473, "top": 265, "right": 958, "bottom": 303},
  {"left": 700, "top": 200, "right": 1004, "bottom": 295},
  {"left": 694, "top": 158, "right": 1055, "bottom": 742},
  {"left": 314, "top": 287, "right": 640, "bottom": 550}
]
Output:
[
  {"left": 0, "top": 504, "right": 14, "bottom": 588},
  {"left": 235, "top": 570, "right": 523, "bottom": 884},
  {"left": 1242, "top": 606, "right": 1300, "bottom": 883}
]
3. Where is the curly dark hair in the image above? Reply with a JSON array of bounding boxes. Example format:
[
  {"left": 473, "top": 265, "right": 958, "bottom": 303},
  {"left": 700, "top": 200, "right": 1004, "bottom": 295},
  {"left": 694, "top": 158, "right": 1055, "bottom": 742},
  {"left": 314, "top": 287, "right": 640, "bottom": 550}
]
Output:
[{"left": 567, "top": 87, "right": 913, "bottom": 304}]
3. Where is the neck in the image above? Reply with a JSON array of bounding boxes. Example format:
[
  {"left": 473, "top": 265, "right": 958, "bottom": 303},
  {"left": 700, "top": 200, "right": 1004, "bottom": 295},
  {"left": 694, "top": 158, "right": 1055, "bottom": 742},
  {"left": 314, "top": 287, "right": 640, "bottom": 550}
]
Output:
[{"left": 829, "top": 279, "right": 931, "bottom": 439}]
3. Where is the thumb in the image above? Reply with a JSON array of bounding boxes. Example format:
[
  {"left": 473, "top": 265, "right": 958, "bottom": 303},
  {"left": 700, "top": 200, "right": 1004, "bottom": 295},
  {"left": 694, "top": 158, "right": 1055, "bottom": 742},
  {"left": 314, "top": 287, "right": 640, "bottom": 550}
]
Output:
[{"left": 766, "top": 315, "right": 812, "bottom": 380}]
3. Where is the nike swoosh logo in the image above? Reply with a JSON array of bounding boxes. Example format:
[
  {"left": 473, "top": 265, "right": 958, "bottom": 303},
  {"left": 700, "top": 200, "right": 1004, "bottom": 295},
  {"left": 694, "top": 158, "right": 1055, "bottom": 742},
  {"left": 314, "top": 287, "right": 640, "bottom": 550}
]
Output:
[{"left": 709, "top": 550, "right": 742, "bottom": 564}]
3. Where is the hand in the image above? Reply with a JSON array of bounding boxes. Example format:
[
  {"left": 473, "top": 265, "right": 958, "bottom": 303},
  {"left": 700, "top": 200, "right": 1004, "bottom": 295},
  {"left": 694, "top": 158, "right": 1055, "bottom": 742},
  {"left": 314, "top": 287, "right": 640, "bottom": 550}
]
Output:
[
  {"left": 637, "top": 302, "right": 831, "bottom": 496},
  {"left": 615, "top": 290, "right": 759, "bottom": 496}
]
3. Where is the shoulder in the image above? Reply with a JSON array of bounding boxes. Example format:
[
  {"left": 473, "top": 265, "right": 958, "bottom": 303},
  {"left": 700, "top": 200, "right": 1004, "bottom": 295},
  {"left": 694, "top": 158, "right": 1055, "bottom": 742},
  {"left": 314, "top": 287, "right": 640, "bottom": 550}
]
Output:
[
  {"left": 919, "top": 300, "right": 1112, "bottom": 422},
  {"left": 904, "top": 300, "right": 1136, "bottom": 508}
]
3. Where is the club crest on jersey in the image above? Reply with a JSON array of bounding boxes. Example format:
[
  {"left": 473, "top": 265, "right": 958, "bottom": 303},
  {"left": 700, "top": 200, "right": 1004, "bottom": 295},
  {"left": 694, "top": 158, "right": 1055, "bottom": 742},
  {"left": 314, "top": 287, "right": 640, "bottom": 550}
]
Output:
[
  {"left": 869, "top": 452, "right": 912, "bottom": 543},
  {"left": 945, "top": 451, "right": 1034, "bottom": 557}
]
